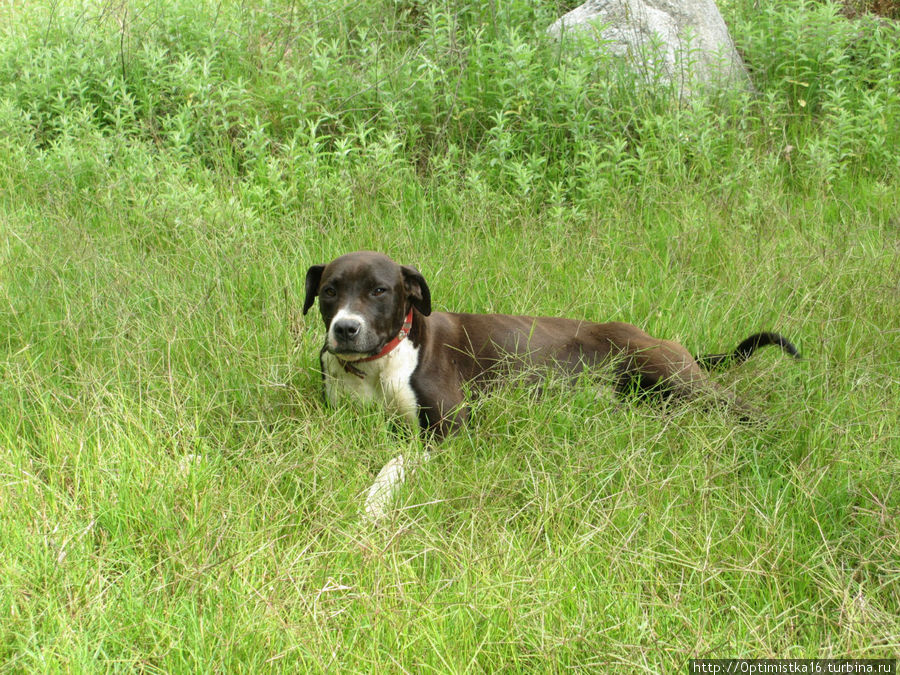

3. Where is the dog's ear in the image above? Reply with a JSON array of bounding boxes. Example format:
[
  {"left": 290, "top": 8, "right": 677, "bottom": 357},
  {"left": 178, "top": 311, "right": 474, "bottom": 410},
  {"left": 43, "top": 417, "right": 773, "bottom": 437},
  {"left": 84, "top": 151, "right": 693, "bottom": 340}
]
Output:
[
  {"left": 302, "top": 264, "right": 325, "bottom": 315},
  {"left": 402, "top": 265, "right": 431, "bottom": 316}
]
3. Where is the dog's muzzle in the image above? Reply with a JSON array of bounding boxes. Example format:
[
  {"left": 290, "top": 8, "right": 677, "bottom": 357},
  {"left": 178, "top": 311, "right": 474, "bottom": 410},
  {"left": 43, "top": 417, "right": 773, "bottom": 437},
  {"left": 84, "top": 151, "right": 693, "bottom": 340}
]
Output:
[{"left": 326, "top": 311, "right": 380, "bottom": 359}]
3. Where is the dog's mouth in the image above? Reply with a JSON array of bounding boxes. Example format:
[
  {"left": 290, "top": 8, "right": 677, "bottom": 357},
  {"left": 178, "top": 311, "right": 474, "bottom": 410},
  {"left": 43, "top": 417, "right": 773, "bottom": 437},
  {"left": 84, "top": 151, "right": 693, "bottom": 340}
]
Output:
[
  {"left": 325, "top": 333, "right": 383, "bottom": 359},
  {"left": 325, "top": 321, "right": 398, "bottom": 361},
  {"left": 327, "top": 348, "right": 375, "bottom": 362},
  {"left": 325, "top": 338, "right": 386, "bottom": 361}
]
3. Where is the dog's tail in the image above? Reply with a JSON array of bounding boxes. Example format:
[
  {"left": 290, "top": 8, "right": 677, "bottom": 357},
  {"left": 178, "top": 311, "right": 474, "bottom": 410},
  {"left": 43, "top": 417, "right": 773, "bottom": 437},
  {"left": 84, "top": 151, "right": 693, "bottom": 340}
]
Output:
[{"left": 697, "top": 332, "right": 800, "bottom": 370}]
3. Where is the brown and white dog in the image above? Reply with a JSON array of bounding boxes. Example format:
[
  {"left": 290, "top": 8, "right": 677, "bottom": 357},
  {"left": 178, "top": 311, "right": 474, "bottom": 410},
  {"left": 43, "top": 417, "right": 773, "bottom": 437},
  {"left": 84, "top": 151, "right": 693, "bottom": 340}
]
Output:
[{"left": 303, "top": 251, "right": 799, "bottom": 518}]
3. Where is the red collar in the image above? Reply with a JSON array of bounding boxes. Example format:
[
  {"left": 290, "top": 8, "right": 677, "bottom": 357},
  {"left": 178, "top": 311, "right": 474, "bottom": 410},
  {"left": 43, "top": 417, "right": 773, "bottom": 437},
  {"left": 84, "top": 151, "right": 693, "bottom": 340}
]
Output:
[{"left": 338, "top": 310, "right": 413, "bottom": 378}]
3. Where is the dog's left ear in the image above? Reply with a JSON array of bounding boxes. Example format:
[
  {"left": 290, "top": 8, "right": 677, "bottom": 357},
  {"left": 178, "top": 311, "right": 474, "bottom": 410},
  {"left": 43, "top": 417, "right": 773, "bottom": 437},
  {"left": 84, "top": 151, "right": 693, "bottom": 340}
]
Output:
[
  {"left": 302, "top": 264, "right": 325, "bottom": 315},
  {"left": 402, "top": 265, "right": 431, "bottom": 316}
]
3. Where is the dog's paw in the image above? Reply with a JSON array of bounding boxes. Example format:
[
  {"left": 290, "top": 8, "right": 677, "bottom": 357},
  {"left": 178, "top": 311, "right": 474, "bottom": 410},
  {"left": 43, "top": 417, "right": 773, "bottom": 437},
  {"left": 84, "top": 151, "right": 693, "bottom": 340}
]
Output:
[
  {"left": 362, "top": 450, "right": 431, "bottom": 522},
  {"left": 363, "top": 454, "right": 408, "bottom": 522}
]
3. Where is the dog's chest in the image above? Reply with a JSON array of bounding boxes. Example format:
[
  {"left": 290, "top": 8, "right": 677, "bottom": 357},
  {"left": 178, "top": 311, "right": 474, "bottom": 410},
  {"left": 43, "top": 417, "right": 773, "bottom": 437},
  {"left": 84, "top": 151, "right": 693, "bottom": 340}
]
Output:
[{"left": 321, "top": 341, "right": 420, "bottom": 428}]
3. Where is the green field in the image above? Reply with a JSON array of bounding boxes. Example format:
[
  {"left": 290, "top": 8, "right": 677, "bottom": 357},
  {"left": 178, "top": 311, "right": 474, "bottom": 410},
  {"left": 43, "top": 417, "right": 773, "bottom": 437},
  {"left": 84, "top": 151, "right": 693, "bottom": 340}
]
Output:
[{"left": 1, "top": 0, "right": 898, "bottom": 670}]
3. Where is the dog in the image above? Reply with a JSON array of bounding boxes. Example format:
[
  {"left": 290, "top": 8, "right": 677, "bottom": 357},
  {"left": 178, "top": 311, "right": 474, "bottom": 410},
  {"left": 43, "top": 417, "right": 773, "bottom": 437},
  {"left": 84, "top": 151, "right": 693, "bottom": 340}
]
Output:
[{"left": 303, "top": 251, "right": 799, "bottom": 517}]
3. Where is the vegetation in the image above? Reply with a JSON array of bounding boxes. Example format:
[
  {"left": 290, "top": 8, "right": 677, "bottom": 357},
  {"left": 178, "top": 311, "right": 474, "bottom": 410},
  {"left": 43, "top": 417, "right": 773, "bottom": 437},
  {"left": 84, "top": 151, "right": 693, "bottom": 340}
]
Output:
[{"left": 1, "top": 0, "right": 897, "bottom": 670}]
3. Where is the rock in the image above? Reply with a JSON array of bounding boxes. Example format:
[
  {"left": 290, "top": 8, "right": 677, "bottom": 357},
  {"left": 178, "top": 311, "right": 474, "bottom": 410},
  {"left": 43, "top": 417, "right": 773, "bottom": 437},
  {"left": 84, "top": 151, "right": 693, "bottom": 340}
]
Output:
[{"left": 547, "top": 0, "right": 753, "bottom": 96}]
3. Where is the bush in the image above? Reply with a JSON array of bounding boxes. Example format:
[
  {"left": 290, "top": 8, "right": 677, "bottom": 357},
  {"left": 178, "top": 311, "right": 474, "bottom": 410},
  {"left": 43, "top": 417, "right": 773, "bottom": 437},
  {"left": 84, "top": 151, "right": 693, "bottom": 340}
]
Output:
[{"left": 1, "top": 0, "right": 897, "bottom": 194}]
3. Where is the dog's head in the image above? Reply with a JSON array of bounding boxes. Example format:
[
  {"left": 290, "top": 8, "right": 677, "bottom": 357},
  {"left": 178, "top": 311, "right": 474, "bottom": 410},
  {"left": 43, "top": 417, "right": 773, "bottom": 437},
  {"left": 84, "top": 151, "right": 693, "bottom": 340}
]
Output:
[{"left": 303, "top": 251, "right": 431, "bottom": 359}]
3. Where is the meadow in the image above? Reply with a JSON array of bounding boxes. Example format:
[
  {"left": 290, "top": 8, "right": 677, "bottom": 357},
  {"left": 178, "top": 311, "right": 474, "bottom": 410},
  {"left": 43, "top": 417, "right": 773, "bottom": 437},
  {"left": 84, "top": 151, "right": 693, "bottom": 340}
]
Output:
[{"left": 1, "top": 0, "right": 898, "bottom": 670}]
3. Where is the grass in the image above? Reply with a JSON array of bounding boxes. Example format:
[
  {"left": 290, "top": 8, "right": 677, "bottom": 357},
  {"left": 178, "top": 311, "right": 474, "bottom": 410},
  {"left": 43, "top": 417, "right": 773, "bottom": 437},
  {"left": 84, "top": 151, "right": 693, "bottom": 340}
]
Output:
[{"left": 0, "top": 0, "right": 898, "bottom": 670}]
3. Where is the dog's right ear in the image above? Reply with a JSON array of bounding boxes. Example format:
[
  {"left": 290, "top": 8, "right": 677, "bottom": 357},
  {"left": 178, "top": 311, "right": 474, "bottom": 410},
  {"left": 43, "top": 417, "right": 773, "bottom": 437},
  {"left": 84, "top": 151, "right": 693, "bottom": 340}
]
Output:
[{"left": 302, "top": 265, "right": 325, "bottom": 315}]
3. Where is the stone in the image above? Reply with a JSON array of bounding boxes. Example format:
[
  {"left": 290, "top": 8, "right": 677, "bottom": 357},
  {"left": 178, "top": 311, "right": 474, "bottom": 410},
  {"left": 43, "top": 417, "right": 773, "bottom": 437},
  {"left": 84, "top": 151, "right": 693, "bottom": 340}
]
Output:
[{"left": 547, "top": 0, "right": 753, "bottom": 96}]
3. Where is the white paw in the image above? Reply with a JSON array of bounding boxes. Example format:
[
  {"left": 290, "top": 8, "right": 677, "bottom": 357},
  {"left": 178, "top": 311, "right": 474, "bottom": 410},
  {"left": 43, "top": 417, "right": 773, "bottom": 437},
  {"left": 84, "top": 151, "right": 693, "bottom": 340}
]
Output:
[{"left": 363, "top": 454, "right": 408, "bottom": 522}]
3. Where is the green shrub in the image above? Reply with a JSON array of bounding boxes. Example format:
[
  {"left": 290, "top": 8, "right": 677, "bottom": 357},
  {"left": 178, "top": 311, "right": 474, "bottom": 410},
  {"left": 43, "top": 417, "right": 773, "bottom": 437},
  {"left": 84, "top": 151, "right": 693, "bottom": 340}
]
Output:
[{"left": 3, "top": 0, "right": 896, "bottom": 195}]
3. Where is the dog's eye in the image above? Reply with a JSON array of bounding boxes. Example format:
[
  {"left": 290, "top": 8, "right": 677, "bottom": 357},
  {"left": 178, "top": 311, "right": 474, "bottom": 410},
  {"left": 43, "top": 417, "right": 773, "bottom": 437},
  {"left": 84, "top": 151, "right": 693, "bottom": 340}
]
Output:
[
  {"left": 322, "top": 287, "right": 336, "bottom": 298},
  {"left": 371, "top": 287, "right": 388, "bottom": 297}
]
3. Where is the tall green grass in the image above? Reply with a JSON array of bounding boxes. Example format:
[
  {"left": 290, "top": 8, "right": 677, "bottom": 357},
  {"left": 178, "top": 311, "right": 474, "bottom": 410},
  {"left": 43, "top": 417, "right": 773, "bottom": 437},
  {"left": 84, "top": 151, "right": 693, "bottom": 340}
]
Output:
[{"left": 1, "top": 0, "right": 898, "bottom": 670}]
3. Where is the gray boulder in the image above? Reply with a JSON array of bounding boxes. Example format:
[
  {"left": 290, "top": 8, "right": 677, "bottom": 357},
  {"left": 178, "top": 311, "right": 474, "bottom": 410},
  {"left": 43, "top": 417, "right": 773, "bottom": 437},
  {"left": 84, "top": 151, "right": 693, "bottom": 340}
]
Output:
[{"left": 547, "top": 0, "right": 752, "bottom": 96}]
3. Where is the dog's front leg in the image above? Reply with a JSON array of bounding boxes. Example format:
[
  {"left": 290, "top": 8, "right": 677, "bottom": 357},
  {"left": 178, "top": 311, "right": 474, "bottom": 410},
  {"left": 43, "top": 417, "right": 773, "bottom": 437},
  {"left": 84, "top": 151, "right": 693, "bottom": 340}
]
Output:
[
  {"left": 361, "top": 393, "right": 466, "bottom": 522},
  {"left": 360, "top": 365, "right": 470, "bottom": 521}
]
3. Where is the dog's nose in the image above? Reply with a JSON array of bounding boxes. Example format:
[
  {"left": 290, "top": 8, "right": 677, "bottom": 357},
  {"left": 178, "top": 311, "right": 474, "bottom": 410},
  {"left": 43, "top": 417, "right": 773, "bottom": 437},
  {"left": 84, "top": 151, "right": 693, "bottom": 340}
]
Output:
[{"left": 332, "top": 318, "right": 361, "bottom": 341}]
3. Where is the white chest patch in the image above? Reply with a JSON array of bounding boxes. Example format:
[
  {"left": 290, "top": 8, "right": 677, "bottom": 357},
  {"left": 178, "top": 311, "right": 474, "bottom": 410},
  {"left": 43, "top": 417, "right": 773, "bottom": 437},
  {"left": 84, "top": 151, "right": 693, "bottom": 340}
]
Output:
[{"left": 321, "top": 340, "right": 421, "bottom": 429}]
